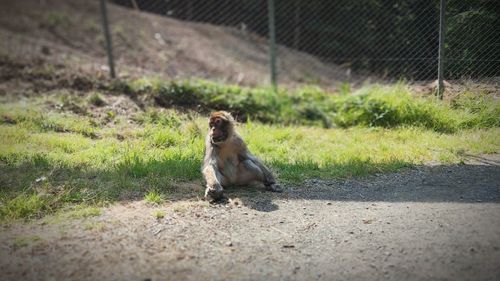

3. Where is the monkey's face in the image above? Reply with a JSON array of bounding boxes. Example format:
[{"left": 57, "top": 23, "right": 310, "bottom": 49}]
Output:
[{"left": 209, "top": 116, "right": 229, "bottom": 143}]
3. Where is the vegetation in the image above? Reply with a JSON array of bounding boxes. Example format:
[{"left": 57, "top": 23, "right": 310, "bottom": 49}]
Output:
[
  {"left": 0, "top": 79, "right": 499, "bottom": 221},
  {"left": 153, "top": 210, "right": 166, "bottom": 219},
  {"left": 130, "top": 78, "right": 499, "bottom": 133},
  {"left": 144, "top": 190, "right": 164, "bottom": 205}
]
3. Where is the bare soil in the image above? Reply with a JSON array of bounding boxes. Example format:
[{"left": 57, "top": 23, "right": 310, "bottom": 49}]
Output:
[{"left": 1, "top": 155, "right": 499, "bottom": 281}]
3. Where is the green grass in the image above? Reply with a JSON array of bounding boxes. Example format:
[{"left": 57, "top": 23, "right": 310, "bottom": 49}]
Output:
[
  {"left": 127, "top": 79, "right": 500, "bottom": 132},
  {"left": 153, "top": 210, "right": 166, "bottom": 219},
  {"left": 0, "top": 81, "right": 499, "bottom": 221},
  {"left": 84, "top": 221, "right": 106, "bottom": 231},
  {"left": 0, "top": 194, "right": 50, "bottom": 220},
  {"left": 144, "top": 190, "right": 163, "bottom": 205},
  {"left": 65, "top": 205, "right": 101, "bottom": 219}
]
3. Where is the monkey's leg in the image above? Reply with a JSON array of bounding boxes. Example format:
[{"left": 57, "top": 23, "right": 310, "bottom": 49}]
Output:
[
  {"left": 202, "top": 164, "right": 227, "bottom": 200},
  {"left": 239, "top": 158, "right": 283, "bottom": 192},
  {"left": 237, "top": 159, "right": 265, "bottom": 184}
]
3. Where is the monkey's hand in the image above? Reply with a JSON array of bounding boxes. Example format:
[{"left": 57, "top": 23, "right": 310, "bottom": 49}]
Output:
[
  {"left": 266, "top": 183, "right": 284, "bottom": 193},
  {"left": 205, "top": 184, "right": 224, "bottom": 201}
]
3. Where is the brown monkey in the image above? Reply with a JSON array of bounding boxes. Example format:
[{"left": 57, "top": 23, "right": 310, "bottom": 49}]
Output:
[{"left": 202, "top": 111, "right": 282, "bottom": 200}]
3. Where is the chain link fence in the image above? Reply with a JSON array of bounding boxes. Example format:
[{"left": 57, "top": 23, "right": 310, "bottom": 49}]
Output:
[
  {"left": 0, "top": 0, "right": 497, "bottom": 91},
  {"left": 103, "top": 0, "right": 499, "bottom": 93}
]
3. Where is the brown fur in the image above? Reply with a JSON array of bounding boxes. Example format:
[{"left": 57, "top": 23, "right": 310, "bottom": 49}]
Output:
[{"left": 202, "top": 111, "right": 282, "bottom": 200}]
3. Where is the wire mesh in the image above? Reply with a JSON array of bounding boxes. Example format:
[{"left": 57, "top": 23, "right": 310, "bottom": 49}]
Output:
[
  {"left": 445, "top": 0, "right": 499, "bottom": 82},
  {"left": 108, "top": 0, "right": 499, "bottom": 87}
]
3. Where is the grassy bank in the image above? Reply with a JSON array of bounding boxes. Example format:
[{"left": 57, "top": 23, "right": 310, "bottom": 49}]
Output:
[
  {"left": 127, "top": 78, "right": 499, "bottom": 132},
  {"left": 0, "top": 80, "right": 499, "bottom": 221}
]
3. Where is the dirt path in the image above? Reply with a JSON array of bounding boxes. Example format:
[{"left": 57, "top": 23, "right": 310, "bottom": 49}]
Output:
[{"left": 1, "top": 155, "right": 499, "bottom": 281}]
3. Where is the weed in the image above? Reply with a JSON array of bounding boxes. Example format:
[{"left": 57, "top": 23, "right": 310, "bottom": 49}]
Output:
[
  {"left": 144, "top": 190, "right": 163, "bottom": 205},
  {"left": 84, "top": 221, "right": 107, "bottom": 231},
  {"left": 0, "top": 194, "right": 48, "bottom": 221},
  {"left": 153, "top": 210, "right": 166, "bottom": 219},
  {"left": 173, "top": 203, "right": 188, "bottom": 213},
  {"left": 65, "top": 205, "right": 101, "bottom": 219},
  {"left": 88, "top": 92, "right": 106, "bottom": 107}
]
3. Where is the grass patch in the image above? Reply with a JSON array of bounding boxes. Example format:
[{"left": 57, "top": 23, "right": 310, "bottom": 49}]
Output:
[
  {"left": 84, "top": 221, "right": 107, "bottom": 231},
  {"left": 87, "top": 92, "right": 106, "bottom": 107},
  {"left": 0, "top": 79, "right": 499, "bottom": 220},
  {"left": 0, "top": 194, "right": 50, "bottom": 221},
  {"left": 65, "top": 205, "right": 101, "bottom": 219},
  {"left": 144, "top": 190, "right": 163, "bottom": 205},
  {"left": 153, "top": 210, "right": 166, "bottom": 219},
  {"left": 127, "top": 79, "right": 500, "bottom": 133}
]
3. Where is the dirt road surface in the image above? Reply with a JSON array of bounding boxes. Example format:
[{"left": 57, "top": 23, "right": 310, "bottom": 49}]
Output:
[{"left": 1, "top": 155, "right": 499, "bottom": 281}]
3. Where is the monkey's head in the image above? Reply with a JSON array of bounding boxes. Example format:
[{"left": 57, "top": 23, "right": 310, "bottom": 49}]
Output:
[{"left": 208, "top": 111, "right": 235, "bottom": 144}]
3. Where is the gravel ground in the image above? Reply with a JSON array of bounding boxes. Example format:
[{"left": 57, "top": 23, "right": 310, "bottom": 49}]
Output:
[{"left": 1, "top": 155, "right": 499, "bottom": 281}]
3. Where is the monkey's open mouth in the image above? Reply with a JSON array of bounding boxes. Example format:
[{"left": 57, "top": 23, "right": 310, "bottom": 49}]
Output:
[
  {"left": 211, "top": 128, "right": 227, "bottom": 143},
  {"left": 211, "top": 135, "right": 226, "bottom": 143}
]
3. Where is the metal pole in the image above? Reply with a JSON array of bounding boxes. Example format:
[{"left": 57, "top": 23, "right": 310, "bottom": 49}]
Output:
[
  {"left": 267, "top": 0, "right": 277, "bottom": 91},
  {"left": 100, "top": 0, "right": 116, "bottom": 78},
  {"left": 437, "top": 0, "right": 446, "bottom": 99}
]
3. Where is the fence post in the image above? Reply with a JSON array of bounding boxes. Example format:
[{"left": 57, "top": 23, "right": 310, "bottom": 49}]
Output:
[
  {"left": 437, "top": 0, "right": 446, "bottom": 99},
  {"left": 267, "top": 0, "right": 277, "bottom": 91},
  {"left": 99, "top": 0, "right": 116, "bottom": 78}
]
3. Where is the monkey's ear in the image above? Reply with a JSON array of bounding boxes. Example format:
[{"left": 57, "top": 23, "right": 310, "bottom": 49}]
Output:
[{"left": 225, "top": 112, "right": 235, "bottom": 123}]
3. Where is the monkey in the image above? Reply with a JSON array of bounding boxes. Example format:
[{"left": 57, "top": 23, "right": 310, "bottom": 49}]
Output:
[{"left": 202, "top": 111, "right": 283, "bottom": 200}]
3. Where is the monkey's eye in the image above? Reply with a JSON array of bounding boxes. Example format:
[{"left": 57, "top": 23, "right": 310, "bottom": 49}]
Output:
[{"left": 215, "top": 119, "right": 221, "bottom": 125}]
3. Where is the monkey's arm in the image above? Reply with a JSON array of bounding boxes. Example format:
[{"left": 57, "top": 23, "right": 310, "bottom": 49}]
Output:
[
  {"left": 202, "top": 144, "right": 226, "bottom": 199},
  {"left": 202, "top": 163, "right": 226, "bottom": 199}
]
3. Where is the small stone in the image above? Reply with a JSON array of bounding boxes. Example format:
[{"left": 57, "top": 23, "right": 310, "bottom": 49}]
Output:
[
  {"left": 226, "top": 241, "right": 233, "bottom": 247},
  {"left": 35, "top": 176, "right": 47, "bottom": 183},
  {"left": 326, "top": 202, "right": 332, "bottom": 205}
]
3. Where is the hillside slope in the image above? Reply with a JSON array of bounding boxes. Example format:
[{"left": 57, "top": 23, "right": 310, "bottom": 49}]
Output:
[{"left": 0, "top": 0, "right": 354, "bottom": 88}]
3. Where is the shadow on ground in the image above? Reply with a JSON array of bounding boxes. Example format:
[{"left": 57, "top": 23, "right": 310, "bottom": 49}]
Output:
[
  {"left": 1, "top": 154, "right": 499, "bottom": 216},
  {"left": 223, "top": 154, "right": 500, "bottom": 211}
]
